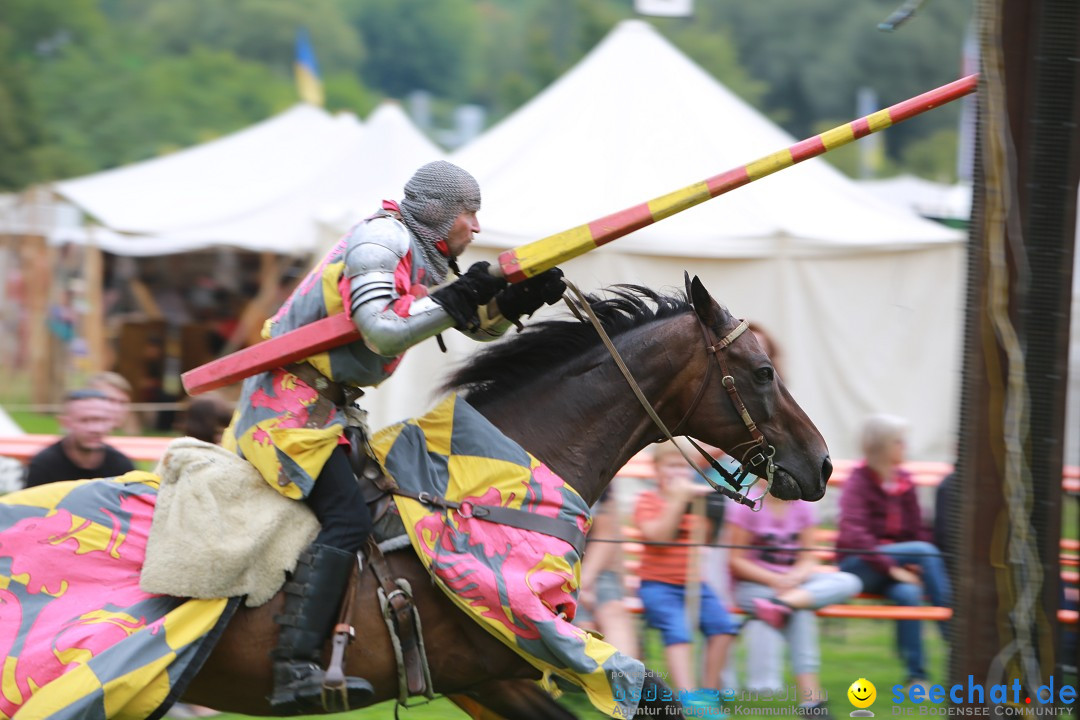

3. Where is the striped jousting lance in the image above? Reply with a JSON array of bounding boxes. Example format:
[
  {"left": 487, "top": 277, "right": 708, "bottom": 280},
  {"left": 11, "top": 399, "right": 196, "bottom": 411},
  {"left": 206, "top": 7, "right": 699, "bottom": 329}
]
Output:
[
  {"left": 496, "top": 72, "right": 978, "bottom": 282},
  {"left": 182, "top": 73, "right": 978, "bottom": 395}
]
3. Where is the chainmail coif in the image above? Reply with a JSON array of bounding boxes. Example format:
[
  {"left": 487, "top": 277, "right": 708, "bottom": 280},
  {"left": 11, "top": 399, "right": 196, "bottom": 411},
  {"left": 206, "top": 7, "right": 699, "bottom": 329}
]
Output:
[{"left": 399, "top": 160, "right": 481, "bottom": 283}]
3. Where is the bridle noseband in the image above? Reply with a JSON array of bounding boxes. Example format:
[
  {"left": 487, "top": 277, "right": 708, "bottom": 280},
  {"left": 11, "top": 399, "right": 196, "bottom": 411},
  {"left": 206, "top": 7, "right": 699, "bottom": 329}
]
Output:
[
  {"left": 676, "top": 315, "right": 776, "bottom": 509},
  {"left": 564, "top": 280, "right": 775, "bottom": 510}
]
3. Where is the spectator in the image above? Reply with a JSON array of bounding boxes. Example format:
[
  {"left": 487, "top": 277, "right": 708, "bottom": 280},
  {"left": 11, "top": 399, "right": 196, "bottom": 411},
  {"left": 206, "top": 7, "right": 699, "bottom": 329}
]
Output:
[
  {"left": 88, "top": 370, "right": 139, "bottom": 435},
  {"left": 709, "top": 321, "right": 783, "bottom": 693},
  {"left": 24, "top": 389, "right": 136, "bottom": 488},
  {"left": 634, "top": 439, "right": 737, "bottom": 709},
  {"left": 836, "top": 414, "right": 950, "bottom": 688},
  {"left": 728, "top": 492, "right": 861, "bottom": 717},
  {"left": 575, "top": 486, "right": 638, "bottom": 658},
  {"left": 181, "top": 393, "right": 235, "bottom": 446},
  {"left": 932, "top": 469, "right": 958, "bottom": 583}
]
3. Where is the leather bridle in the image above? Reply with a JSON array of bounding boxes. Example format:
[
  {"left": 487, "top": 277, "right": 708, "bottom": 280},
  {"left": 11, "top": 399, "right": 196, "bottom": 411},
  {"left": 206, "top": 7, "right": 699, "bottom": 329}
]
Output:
[
  {"left": 674, "top": 315, "right": 776, "bottom": 509},
  {"left": 564, "top": 280, "right": 775, "bottom": 510}
]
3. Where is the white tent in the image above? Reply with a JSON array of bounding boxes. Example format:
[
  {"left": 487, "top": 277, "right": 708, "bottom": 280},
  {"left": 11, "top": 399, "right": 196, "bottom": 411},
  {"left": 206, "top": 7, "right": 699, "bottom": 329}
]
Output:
[
  {"left": 51, "top": 104, "right": 367, "bottom": 255},
  {"left": 862, "top": 175, "right": 1079, "bottom": 468},
  {"left": 358, "top": 19, "right": 966, "bottom": 464},
  {"left": 858, "top": 175, "right": 972, "bottom": 224},
  {"left": 38, "top": 101, "right": 447, "bottom": 258},
  {"left": 0, "top": 100, "right": 446, "bottom": 259},
  {"left": 312, "top": 101, "right": 447, "bottom": 253}
]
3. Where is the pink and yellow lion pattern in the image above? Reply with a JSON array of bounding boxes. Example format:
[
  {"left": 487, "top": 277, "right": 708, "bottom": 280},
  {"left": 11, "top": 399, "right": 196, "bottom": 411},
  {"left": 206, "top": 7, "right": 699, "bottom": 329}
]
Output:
[
  {"left": 0, "top": 473, "right": 234, "bottom": 720},
  {"left": 371, "top": 394, "right": 646, "bottom": 719},
  {"left": 223, "top": 207, "right": 434, "bottom": 501}
]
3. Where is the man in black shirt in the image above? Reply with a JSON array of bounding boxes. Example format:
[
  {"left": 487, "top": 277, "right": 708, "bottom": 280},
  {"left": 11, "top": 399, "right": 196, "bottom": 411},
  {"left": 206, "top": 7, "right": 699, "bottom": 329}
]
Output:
[{"left": 23, "top": 389, "right": 136, "bottom": 488}]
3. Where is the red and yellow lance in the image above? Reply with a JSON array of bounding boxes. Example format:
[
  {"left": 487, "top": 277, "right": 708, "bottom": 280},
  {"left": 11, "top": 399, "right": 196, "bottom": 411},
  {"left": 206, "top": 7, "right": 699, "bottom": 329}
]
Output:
[
  {"left": 182, "top": 73, "right": 978, "bottom": 395},
  {"left": 496, "top": 73, "right": 978, "bottom": 281}
]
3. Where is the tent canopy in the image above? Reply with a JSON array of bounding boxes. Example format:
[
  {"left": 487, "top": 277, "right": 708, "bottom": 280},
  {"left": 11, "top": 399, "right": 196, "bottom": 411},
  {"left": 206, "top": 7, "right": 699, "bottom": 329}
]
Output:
[
  {"left": 56, "top": 105, "right": 362, "bottom": 237},
  {"left": 858, "top": 175, "right": 972, "bottom": 223},
  {"left": 453, "top": 20, "right": 960, "bottom": 259},
  {"left": 46, "top": 102, "right": 445, "bottom": 257},
  {"left": 313, "top": 102, "right": 447, "bottom": 254}
]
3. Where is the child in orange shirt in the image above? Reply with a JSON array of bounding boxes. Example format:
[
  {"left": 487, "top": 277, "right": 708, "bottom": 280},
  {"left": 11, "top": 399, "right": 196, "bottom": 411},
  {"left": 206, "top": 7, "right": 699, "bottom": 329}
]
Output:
[{"left": 634, "top": 440, "right": 737, "bottom": 707}]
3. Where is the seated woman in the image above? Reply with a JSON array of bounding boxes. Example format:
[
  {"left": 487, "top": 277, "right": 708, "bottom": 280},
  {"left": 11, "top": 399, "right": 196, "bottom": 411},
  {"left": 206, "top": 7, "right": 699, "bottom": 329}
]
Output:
[
  {"left": 836, "top": 413, "right": 951, "bottom": 689},
  {"left": 728, "top": 492, "right": 861, "bottom": 717}
]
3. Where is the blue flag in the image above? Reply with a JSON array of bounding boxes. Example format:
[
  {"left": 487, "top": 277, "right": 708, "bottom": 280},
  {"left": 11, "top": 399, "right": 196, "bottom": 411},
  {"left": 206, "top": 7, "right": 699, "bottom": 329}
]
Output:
[{"left": 294, "top": 27, "right": 324, "bottom": 106}]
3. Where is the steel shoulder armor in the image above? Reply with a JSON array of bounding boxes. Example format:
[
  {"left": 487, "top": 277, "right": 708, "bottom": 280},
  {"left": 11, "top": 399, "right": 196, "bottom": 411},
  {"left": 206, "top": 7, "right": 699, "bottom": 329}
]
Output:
[{"left": 344, "top": 217, "right": 455, "bottom": 357}]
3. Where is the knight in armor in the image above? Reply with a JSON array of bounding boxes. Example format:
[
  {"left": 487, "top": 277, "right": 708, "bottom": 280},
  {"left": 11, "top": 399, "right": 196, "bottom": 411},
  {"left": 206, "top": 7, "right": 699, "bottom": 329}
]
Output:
[{"left": 222, "top": 160, "right": 566, "bottom": 712}]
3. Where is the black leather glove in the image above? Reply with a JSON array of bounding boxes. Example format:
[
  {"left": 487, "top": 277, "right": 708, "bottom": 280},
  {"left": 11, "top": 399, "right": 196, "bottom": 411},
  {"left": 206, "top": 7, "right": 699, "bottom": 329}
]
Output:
[
  {"left": 495, "top": 268, "right": 567, "bottom": 322},
  {"left": 431, "top": 261, "right": 508, "bottom": 329}
]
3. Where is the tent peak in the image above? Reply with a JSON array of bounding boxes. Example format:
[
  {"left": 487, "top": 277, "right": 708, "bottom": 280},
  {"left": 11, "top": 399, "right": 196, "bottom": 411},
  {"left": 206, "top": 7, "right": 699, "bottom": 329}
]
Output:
[
  {"left": 613, "top": 18, "right": 658, "bottom": 32},
  {"left": 617, "top": 18, "right": 656, "bottom": 31}
]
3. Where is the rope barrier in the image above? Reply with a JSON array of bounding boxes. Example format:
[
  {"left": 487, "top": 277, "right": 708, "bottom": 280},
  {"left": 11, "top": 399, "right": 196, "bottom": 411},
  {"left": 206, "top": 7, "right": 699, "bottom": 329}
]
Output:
[
  {"left": 2, "top": 402, "right": 190, "bottom": 413},
  {"left": 586, "top": 537, "right": 959, "bottom": 556}
]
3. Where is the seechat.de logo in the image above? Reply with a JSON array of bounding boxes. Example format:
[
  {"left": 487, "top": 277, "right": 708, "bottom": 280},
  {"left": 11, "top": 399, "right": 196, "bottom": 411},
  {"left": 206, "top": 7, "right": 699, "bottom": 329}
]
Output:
[{"left": 849, "top": 678, "right": 878, "bottom": 717}]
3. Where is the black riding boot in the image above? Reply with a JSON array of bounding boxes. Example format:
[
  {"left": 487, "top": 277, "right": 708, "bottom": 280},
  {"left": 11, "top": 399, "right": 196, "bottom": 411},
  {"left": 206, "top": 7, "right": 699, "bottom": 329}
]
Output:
[{"left": 270, "top": 543, "right": 374, "bottom": 713}]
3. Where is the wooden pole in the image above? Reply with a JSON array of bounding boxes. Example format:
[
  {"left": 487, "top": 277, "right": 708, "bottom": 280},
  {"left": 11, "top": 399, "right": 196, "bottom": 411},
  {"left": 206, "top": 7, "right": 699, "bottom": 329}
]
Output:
[
  {"left": 685, "top": 495, "right": 706, "bottom": 687},
  {"left": 83, "top": 227, "right": 105, "bottom": 374},
  {"left": 24, "top": 187, "right": 54, "bottom": 403},
  {"left": 950, "top": 0, "right": 1079, "bottom": 700},
  {"left": 220, "top": 251, "right": 281, "bottom": 356}
]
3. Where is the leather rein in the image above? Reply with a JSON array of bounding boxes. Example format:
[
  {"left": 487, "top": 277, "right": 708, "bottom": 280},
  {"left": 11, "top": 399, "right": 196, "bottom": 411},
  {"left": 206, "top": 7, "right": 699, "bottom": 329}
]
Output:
[{"left": 564, "top": 280, "right": 775, "bottom": 510}]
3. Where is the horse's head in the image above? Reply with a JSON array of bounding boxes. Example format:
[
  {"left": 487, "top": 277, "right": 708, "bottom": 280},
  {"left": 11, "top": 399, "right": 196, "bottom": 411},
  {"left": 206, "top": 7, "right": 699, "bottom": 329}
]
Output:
[
  {"left": 679, "top": 275, "right": 831, "bottom": 501},
  {"left": 444, "top": 277, "right": 831, "bottom": 505}
]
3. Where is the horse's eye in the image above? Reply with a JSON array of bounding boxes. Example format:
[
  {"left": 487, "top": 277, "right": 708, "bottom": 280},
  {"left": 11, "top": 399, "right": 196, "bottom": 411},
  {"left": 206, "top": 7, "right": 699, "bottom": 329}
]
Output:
[{"left": 754, "top": 367, "right": 774, "bottom": 383}]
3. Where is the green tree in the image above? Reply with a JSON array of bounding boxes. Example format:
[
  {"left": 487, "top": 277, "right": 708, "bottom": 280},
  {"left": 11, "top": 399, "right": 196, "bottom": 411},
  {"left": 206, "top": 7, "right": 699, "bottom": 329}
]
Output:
[
  {"left": 351, "top": 0, "right": 481, "bottom": 101},
  {"left": 323, "top": 72, "right": 380, "bottom": 117},
  {"left": 651, "top": 5, "right": 766, "bottom": 108},
  {"left": 0, "top": 0, "right": 105, "bottom": 189},
  {"left": 31, "top": 45, "right": 298, "bottom": 176},
  {"left": 112, "top": 0, "right": 364, "bottom": 76},
  {"left": 7, "top": 0, "right": 376, "bottom": 185},
  {"left": 475, "top": 0, "right": 758, "bottom": 124},
  {"left": 0, "top": 34, "right": 43, "bottom": 189},
  {"left": 706, "top": 0, "right": 973, "bottom": 174},
  {"left": 1, "top": 0, "right": 971, "bottom": 190},
  {"left": 900, "top": 128, "right": 960, "bottom": 183}
]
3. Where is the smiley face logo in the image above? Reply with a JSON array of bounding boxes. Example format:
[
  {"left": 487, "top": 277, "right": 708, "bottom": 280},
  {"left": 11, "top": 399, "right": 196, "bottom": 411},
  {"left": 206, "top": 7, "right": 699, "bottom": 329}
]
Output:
[{"left": 847, "top": 678, "right": 877, "bottom": 714}]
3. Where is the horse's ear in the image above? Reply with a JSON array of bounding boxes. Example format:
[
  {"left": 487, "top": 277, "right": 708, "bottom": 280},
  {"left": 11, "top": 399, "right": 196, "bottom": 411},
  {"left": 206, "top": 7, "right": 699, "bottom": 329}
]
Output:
[
  {"left": 690, "top": 275, "right": 719, "bottom": 325},
  {"left": 683, "top": 271, "right": 693, "bottom": 305}
]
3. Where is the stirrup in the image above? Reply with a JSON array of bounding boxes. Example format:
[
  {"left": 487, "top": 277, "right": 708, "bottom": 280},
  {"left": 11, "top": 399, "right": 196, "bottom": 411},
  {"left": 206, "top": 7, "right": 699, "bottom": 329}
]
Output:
[{"left": 270, "top": 660, "right": 374, "bottom": 713}]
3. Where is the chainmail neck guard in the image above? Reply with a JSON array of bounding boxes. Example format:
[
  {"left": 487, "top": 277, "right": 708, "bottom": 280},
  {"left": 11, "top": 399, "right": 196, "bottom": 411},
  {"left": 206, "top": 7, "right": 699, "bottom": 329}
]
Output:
[
  {"left": 408, "top": 219, "right": 452, "bottom": 283},
  {"left": 398, "top": 161, "right": 481, "bottom": 282}
]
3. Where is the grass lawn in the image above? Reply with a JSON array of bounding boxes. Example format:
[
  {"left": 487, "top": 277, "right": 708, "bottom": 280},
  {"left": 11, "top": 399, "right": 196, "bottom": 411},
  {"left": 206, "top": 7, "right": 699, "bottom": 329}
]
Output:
[
  {"left": 180, "top": 620, "right": 947, "bottom": 719},
  {"left": 8, "top": 410, "right": 61, "bottom": 435}
]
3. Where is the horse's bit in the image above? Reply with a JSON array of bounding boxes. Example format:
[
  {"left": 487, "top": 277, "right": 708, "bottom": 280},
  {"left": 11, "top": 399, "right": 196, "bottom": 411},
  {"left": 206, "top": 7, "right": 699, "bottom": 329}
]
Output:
[{"left": 563, "top": 280, "right": 775, "bottom": 510}]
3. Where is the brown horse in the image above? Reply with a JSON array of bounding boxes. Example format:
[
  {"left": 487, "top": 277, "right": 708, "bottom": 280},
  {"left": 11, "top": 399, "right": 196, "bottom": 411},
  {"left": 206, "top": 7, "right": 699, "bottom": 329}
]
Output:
[{"left": 182, "top": 276, "right": 832, "bottom": 718}]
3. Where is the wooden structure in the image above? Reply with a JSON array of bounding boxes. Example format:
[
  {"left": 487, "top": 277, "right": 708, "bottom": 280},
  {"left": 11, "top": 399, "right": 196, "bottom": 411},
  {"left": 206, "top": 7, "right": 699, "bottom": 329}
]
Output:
[{"left": 952, "top": 0, "right": 1080, "bottom": 699}]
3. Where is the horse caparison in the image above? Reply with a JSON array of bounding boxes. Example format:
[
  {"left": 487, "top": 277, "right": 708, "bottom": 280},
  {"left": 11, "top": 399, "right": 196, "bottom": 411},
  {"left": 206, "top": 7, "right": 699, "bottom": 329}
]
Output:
[{"left": 183, "top": 276, "right": 832, "bottom": 718}]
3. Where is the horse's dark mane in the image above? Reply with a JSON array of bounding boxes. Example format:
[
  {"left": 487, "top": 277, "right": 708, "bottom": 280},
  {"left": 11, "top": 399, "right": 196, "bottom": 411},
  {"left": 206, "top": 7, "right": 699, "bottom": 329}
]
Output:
[{"left": 442, "top": 284, "right": 691, "bottom": 406}]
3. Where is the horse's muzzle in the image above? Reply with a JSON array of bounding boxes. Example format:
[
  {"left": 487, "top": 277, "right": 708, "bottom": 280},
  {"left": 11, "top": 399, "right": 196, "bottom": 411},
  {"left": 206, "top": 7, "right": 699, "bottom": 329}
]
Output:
[{"left": 799, "top": 457, "right": 832, "bottom": 501}]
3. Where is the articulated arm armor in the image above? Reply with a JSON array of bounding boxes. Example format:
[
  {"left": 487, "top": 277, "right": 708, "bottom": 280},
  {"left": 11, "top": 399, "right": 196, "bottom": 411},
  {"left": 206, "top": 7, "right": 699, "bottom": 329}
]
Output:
[{"left": 344, "top": 219, "right": 456, "bottom": 358}]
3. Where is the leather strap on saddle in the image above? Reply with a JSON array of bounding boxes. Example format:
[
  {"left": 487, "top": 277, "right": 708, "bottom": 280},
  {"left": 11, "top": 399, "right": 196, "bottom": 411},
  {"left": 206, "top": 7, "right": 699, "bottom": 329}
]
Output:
[
  {"left": 284, "top": 361, "right": 364, "bottom": 429},
  {"left": 390, "top": 489, "right": 587, "bottom": 557},
  {"left": 366, "top": 537, "right": 429, "bottom": 697},
  {"left": 322, "top": 556, "right": 360, "bottom": 711}
]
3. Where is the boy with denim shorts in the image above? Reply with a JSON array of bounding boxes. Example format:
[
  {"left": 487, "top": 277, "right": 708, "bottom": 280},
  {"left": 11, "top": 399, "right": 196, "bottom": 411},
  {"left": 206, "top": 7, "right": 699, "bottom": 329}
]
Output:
[{"left": 634, "top": 440, "right": 738, "bottom": 709}]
